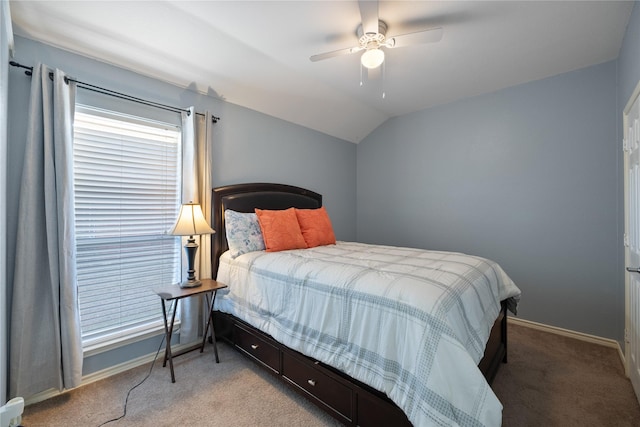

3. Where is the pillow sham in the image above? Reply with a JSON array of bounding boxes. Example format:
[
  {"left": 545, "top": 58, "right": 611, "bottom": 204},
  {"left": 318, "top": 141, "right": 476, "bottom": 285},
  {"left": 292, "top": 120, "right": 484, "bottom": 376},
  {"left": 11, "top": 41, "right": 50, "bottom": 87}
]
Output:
[
  {"left": 295, "top": 206, "right": 336, "bottom": 248},
  {"left": 255, "top": 208, "right": 307, "bottom": 252},
  {"left": 224, "top": 209, "right": 265, "bottom": 258}
]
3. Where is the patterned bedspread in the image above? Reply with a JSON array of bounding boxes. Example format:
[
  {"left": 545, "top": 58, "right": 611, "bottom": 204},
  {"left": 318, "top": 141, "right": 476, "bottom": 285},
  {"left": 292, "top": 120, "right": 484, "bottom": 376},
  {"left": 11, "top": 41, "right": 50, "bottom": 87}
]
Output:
[{"left": 214, "top": 241, "right": 521, "bottom": 426}]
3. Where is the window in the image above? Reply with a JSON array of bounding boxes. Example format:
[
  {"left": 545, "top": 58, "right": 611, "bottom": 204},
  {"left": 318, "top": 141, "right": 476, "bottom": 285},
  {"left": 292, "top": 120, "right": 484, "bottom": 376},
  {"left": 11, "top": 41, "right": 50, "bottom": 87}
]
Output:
[{"left": 73, "top": 106, "right": 182, "bottom": 348}]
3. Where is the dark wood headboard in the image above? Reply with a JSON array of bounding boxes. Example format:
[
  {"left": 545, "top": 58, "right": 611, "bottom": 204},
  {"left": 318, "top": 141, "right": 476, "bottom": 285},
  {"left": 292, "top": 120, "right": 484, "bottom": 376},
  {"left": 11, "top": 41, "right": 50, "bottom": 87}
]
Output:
[{"left": 211, "top": 183, "right": 322, "bottom": 275}]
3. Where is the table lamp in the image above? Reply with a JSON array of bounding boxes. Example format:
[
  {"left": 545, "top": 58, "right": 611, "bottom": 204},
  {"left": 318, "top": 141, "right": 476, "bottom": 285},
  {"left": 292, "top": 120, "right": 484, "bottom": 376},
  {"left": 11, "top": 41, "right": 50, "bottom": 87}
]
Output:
[{"left": 169, "top": 202, "right": 215, "bottom": 288}]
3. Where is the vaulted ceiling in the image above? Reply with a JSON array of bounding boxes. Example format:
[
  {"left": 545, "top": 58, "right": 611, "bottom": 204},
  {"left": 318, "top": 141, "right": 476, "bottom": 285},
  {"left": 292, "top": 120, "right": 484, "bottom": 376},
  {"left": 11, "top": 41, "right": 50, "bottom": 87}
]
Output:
[{"left": 9, "top": 1, "right": 634, "bottom": 143}]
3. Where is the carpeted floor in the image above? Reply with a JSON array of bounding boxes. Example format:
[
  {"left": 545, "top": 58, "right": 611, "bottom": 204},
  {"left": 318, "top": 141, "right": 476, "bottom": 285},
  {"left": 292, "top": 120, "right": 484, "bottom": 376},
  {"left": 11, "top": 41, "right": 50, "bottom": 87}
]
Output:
[
  {"left": 492, "top": 323, "right": 640, "bottom": 427},
  {"left": 21, "top": 342, "right": 340, "bottom": 427},
  {"left": 21, "top": 322, "right": 640, "bottom": 426}
]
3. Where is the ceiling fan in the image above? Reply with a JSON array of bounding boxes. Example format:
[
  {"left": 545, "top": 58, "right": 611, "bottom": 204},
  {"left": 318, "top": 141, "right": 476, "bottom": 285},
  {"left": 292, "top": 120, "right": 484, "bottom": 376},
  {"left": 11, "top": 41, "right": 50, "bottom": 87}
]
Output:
[{"left": 310, "top": 0, "right": 443, "bottom": 70}]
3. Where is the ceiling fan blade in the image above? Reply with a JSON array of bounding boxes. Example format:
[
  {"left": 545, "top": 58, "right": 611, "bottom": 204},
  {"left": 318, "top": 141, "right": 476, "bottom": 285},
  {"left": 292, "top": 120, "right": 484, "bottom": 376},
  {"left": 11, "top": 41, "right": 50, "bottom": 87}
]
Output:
[
  {"left": 310, "top": 46, "right": 363, "bottom": 62},
  {"left": 387, "top": 27, "right": 444, "bottom": 48},
  {"left": 358, "top": 0, "right": 379, "bottom": 35}
]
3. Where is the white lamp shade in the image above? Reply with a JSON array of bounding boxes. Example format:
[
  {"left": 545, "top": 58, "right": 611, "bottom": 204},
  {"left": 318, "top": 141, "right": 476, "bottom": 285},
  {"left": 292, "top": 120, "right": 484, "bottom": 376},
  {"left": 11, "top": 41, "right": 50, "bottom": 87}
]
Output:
[
  {"left": 169, "top": 203, "right": 215, "bottom": 236},
  {"left": 361, "top": 48, "right": 385, "bottom": 69}
]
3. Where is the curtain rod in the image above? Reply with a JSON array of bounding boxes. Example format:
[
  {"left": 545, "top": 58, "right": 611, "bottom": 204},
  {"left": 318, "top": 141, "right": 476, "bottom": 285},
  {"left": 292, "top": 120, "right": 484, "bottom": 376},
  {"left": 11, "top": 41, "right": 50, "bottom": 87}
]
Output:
[{"left": 9, "top": 61, "right": 220, "bottom": 123}]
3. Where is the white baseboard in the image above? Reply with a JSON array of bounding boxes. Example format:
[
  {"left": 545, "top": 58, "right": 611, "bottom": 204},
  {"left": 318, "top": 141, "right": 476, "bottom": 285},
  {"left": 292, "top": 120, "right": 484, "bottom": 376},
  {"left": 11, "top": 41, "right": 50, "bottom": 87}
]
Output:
[
  {"left": 508, "top": 316, "right": 626, "bottom": 368},
  {"left": 24, "top": 340, "right": 200, "bottom": 406}
]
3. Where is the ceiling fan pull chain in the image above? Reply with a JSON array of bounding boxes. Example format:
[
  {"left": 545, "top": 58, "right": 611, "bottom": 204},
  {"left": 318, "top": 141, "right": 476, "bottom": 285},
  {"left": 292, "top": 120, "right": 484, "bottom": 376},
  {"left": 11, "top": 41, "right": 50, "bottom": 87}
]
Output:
[
  {"left": 360, "top": 62, "right": 364, "bottom": 87},
  {"left": 382, "top": 61, "right": 386, "bottom": 99}
]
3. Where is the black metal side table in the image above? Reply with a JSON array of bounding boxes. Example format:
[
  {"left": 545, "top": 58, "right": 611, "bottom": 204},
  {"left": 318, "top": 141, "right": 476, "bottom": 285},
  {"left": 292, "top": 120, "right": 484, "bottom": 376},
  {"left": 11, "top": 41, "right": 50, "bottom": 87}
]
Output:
[{"left": 153, "top": 279, "right": 228, "bottom": 382}]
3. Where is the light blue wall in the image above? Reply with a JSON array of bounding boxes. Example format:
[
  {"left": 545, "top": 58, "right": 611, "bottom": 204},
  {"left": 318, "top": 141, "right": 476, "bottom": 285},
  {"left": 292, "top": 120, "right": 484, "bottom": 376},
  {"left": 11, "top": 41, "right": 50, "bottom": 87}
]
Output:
[
  {"left": 357, "top": 60, "right": 620, "bottom": 341},
  {"left": 619, "top": 2, "right": 640, "bottom": 110},
  {"left": 6, "top": 36, "right": 356, "bottom": 377}
]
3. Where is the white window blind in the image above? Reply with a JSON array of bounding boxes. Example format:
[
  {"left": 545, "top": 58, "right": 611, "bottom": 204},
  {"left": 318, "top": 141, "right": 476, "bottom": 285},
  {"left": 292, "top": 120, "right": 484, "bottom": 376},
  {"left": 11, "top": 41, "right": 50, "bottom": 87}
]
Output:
[{"left": 73, "top": 107, "right": 182, "bottom": 346}]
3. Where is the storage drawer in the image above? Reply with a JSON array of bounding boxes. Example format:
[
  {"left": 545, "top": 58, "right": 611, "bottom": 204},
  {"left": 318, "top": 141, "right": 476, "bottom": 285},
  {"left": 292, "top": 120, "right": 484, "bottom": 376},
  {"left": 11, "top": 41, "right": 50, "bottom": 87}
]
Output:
[
  {"left": 357, "top": 389, "right": 411, "bottom": 427},
  {"left": 213, "top": 311, "right": 234, "bottom": 344},
  {"left": 234, "top": 323, "right": 280, "bottom": 373},
  {"left": 282, "top": 351, "right": 352, "bottom": 421}
]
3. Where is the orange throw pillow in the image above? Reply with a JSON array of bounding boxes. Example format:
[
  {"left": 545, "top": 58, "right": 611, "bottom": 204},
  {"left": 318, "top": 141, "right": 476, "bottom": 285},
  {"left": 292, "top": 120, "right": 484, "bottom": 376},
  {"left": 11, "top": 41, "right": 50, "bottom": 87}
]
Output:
[
  {"left": 255, "top": 208, "right": 308, "bottom": 252},
  {"left": 295, "top": 206, "right": 336, "bottom": 248}
]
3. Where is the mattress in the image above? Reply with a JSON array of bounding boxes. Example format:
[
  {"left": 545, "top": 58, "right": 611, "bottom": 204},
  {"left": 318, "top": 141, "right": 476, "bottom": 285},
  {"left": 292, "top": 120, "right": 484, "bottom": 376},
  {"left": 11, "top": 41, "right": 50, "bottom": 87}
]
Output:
[{"left": 215, "top": 241, "right": 521, "bottom": 426}]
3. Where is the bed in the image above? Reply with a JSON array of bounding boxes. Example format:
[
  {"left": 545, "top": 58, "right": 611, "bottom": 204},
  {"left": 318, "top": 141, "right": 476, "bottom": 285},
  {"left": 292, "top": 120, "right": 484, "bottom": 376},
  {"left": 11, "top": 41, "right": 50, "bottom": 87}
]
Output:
[{"left": 211, "top": 182, "right": 521, "bottom": 427}]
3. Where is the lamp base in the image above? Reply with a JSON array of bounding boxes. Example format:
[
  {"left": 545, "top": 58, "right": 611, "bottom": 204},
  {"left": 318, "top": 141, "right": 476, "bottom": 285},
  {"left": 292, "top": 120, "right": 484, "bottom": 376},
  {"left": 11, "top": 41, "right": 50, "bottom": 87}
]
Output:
[
  {"left": 179, "top": 279, "right": 202, "bottom": 288},
  {"left": 180, "top": 236, "right": 201, "bottom": 288}
]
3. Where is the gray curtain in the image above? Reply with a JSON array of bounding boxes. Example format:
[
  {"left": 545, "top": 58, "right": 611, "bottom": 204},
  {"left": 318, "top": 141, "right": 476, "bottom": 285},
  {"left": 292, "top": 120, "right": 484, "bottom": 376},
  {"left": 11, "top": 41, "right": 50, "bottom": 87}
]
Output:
[
  {"left": 179, "top": 107, "right": 214, "bottom": 343},
  {"left": 10, "top": 64, "right": 83, "bottom": 398},
  {"left": 1, "top": 0, "right": 14, "bottom": 405},
  {"left": 196, "top": 111, "right": 214, "bottom": 282}
]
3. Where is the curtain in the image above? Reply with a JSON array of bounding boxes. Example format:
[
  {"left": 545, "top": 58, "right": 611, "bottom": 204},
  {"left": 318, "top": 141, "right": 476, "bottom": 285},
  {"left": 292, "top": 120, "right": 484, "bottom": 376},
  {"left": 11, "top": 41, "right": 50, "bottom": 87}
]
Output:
[
  {"left": 179, "top": 107, "right": 214, "bottom": 343},
  {"left": 10, "top": 64, "right": 83, "bottom": 398},
  {"left": 1, "top": 0, "right": 14, "bottom": 405}
]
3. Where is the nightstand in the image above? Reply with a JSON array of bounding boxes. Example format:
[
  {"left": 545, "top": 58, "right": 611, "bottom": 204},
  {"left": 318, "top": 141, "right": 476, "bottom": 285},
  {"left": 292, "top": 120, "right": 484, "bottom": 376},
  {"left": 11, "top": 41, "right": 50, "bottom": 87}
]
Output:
[{"left": 153, "top": 279, "right": 228, "bottom": 382}]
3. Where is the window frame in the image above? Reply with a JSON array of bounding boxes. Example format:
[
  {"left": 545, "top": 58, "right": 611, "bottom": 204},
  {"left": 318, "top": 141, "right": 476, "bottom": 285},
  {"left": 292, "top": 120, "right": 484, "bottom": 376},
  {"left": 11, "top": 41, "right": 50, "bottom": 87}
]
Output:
[{"left": 73, "top": 104, "right": 183, "bottom": 352}]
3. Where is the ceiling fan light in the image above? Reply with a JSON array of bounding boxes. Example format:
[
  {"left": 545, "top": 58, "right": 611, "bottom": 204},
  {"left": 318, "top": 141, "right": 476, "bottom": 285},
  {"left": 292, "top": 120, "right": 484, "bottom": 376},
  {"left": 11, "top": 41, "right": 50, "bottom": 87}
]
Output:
[{"left": 361, "top": 48, "right": 385, "bottom": 69}]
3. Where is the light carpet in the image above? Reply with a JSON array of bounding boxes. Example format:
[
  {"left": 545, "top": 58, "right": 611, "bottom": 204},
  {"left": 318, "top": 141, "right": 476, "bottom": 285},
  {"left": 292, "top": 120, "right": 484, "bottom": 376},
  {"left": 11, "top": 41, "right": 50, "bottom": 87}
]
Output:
[{"left": 22, "top": 323, "right": 640, "bottom": 426}]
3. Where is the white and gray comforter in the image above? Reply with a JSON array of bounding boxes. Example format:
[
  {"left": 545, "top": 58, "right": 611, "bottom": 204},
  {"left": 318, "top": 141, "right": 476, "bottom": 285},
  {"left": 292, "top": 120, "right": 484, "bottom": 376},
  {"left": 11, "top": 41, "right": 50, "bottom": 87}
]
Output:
[{"left": 215, "top": 241, "right": 521, "bottom": 427}]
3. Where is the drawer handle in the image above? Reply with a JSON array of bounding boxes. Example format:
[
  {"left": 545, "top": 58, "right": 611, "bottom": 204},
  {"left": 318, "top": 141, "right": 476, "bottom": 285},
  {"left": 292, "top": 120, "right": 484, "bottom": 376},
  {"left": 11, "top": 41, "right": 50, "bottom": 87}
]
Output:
[
  {"left": 307, "top": 379, "right": 316, "bottom": 387},
  {"left": 251, "top": 344, "right": 259, "bottom": 350}
]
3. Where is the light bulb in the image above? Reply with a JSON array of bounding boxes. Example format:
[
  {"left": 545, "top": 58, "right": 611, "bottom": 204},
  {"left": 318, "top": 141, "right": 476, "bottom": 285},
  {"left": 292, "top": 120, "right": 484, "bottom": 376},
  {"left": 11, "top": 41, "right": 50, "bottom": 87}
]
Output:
[{"left": 361, "top": 48, "right": 385, "bottom": 69}]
